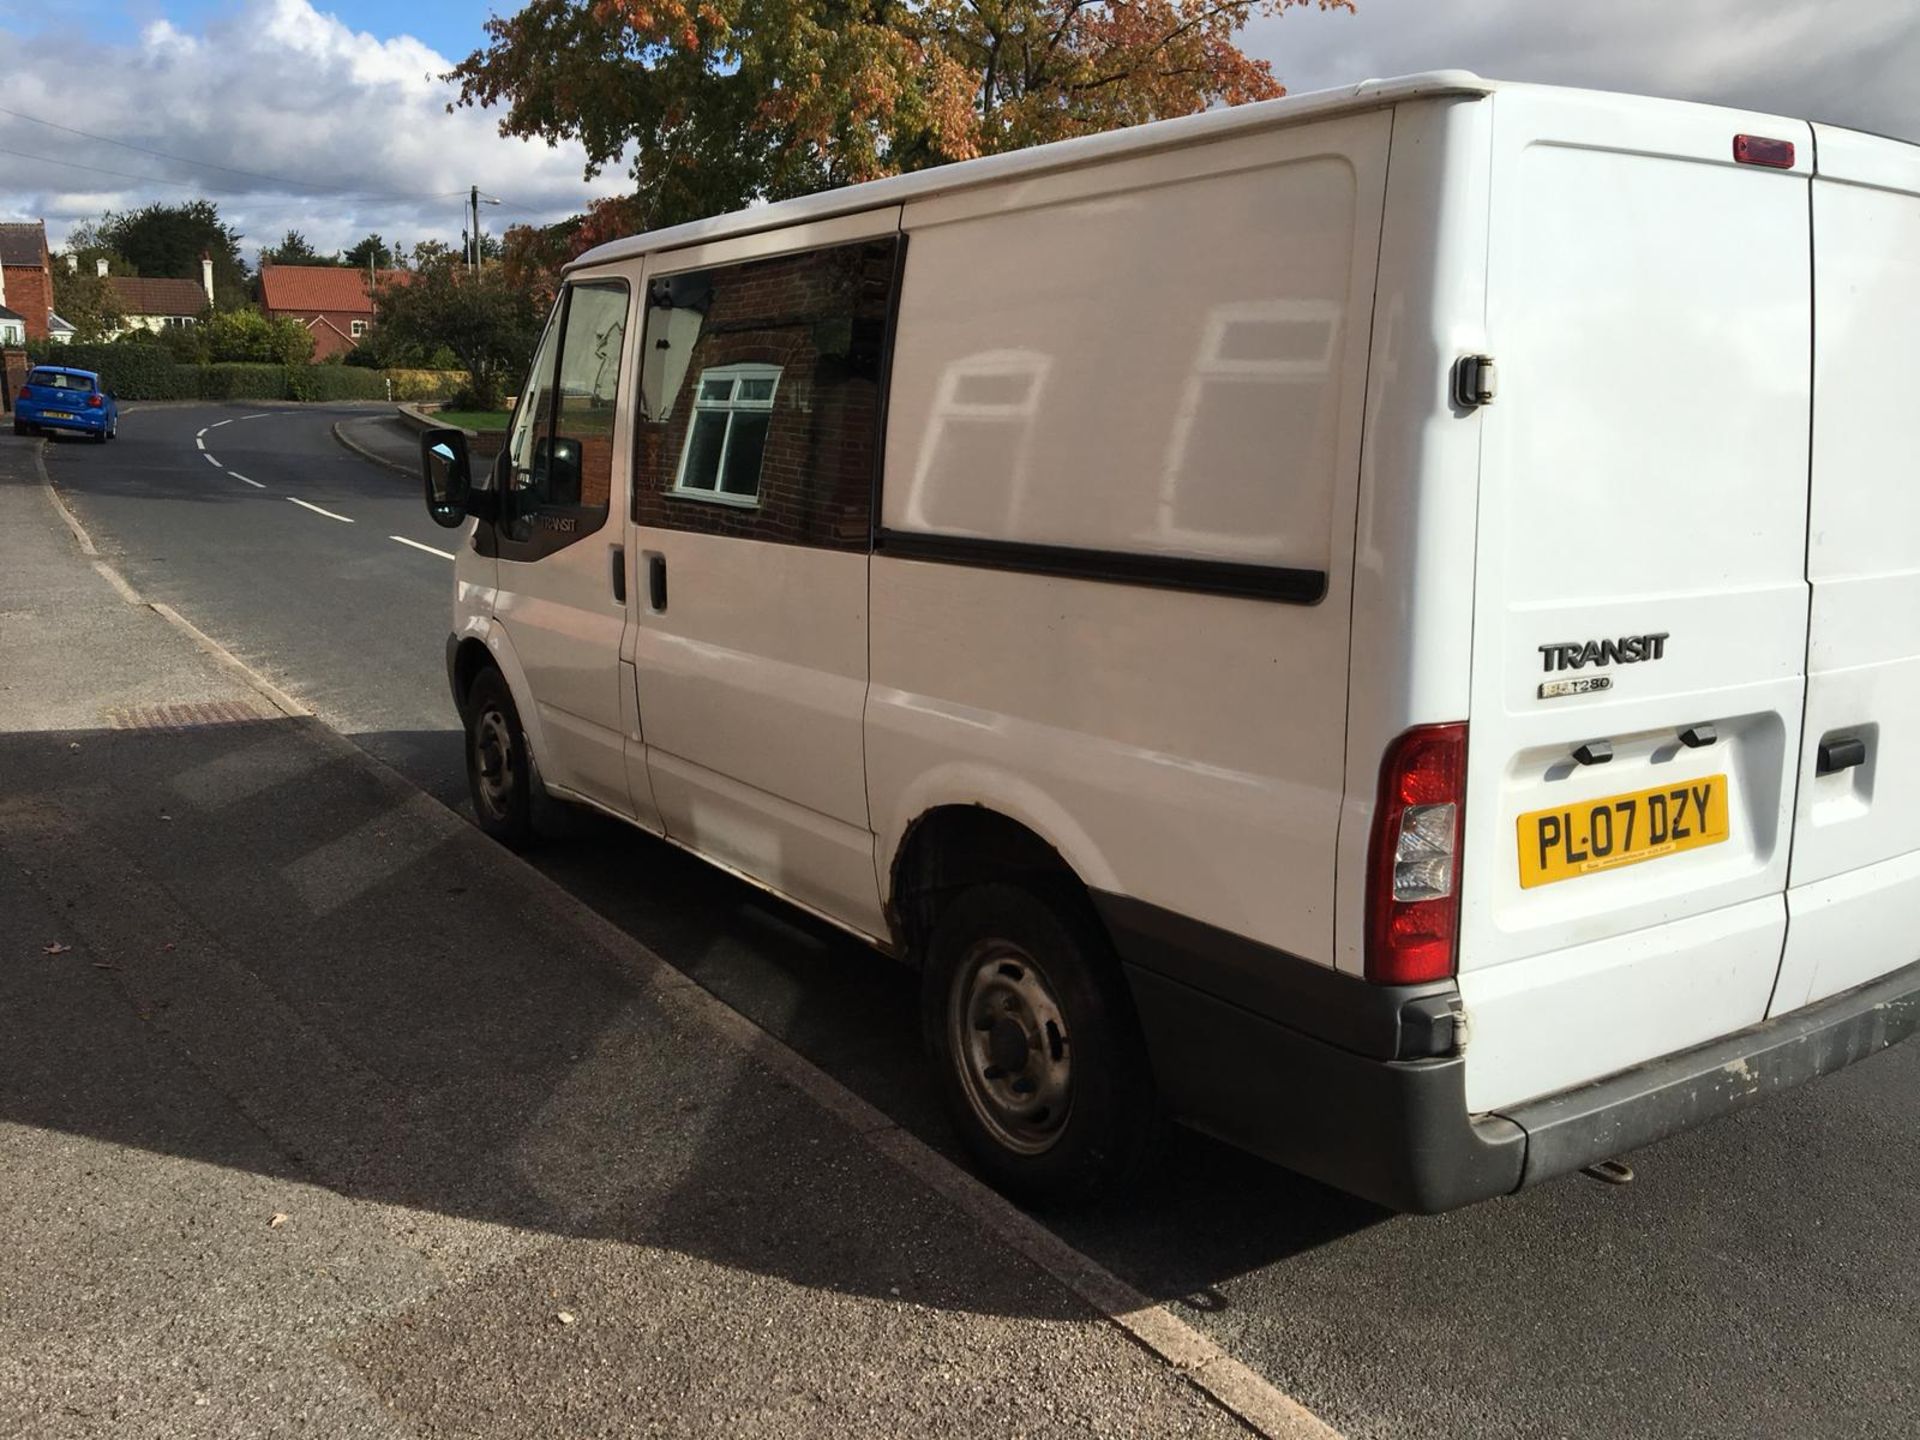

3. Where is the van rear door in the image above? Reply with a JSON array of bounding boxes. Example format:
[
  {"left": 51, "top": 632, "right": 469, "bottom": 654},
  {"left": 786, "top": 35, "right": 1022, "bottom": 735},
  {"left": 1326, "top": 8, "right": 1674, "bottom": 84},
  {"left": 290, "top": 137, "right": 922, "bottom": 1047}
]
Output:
[
  {"left": 1769, "top": 127, "right": 1920, "bottom": 1013},
  {"left": 1457, "top": 89, "right": 1814, "bottom": 1112}
]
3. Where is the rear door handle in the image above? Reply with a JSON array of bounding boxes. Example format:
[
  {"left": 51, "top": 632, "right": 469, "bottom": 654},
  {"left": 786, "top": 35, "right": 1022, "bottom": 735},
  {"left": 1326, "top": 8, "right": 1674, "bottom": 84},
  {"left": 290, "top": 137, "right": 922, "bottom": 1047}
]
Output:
[
  {"left": 647, "top": 553, "right": 667, "bottom": 612},
  {"left": 1817, "top": 734, "right": 1867, "bottom": 776},
  {"left": 610, "top": 544, "right": 626, "bottom": 604}
]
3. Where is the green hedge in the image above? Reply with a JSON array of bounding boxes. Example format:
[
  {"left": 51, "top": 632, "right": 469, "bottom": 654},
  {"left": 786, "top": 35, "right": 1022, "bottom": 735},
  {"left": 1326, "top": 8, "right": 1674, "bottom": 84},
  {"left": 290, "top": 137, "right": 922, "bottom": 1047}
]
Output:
[
  {"left": 25, "top": 343, "right": 458, "bottom": 404},
  {"left": 32, "top": 342, "right": 196, "bottom": 400},
  {"left": 287, "top": 365, "right": 388, "bottom": 403},
  {"left": 197, "top": 363, "right": 289, "bottom": 401}
]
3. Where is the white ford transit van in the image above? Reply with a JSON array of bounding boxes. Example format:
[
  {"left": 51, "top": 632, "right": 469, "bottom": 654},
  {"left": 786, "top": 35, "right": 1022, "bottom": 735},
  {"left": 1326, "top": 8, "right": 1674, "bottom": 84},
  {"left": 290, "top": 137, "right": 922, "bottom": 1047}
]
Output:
[{"left": 421, "top": 72, "right": 1920, "bottom": 1212}]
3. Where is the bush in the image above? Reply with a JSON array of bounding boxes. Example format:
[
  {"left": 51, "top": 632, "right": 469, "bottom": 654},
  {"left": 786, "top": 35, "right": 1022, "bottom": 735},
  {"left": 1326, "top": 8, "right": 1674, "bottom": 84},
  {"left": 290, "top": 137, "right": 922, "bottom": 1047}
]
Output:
[
  {"left": 196, "top": 363, "right": 289, "bottom": 401},
  {"left": 28, "top": 341, "right": 195, "bottom": 399},
  {"left": 203, "top": 309, "right": 315, "bottom": 366},
  {"left": 287, "top": 365, "right": 388, "bottom": 402},
  {"left": 385, "top": 368, "right": 467, "bottom": 404}
]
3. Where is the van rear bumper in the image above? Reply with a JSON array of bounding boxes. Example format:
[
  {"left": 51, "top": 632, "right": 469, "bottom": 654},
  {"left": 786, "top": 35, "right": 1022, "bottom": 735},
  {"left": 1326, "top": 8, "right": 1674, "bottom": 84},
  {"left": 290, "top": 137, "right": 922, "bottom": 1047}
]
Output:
[{"left": 1116, "top": 931, "right": 1920, "bottom": 1213}]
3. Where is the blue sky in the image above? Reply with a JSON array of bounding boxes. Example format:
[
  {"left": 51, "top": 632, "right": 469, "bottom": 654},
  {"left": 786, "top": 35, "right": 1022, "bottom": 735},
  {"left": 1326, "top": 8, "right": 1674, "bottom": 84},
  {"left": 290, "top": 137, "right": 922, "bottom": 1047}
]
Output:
[
  {"left": 3, "top": 0, "right": 1917, "bottom": 262},
  {"left": 23, "top": 0, "right": 494, "bottom": 57}
]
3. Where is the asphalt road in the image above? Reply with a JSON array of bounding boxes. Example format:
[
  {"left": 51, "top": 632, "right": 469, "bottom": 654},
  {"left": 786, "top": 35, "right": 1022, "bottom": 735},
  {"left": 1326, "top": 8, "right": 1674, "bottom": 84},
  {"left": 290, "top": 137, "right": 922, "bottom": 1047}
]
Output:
[{"left": 43, "top": 402, "right": 1920, "bottom": 1439}]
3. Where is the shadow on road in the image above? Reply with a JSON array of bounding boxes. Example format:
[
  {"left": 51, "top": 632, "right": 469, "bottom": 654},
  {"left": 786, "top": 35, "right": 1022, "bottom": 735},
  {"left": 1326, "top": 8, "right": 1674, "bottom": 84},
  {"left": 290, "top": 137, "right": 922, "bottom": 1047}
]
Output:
[{"left": 0, "top": 716, "right": 1384, "bottom": 1329}]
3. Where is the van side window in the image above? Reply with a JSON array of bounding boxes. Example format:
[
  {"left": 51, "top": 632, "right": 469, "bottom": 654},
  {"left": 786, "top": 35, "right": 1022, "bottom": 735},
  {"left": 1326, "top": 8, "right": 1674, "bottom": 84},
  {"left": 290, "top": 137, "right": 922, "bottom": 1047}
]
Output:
[
  {"left": 500, "top": 279, "right": 630, "bottom": 558},
  {"left": 634, "top": 237, "right": 898, "bottom": 549}
]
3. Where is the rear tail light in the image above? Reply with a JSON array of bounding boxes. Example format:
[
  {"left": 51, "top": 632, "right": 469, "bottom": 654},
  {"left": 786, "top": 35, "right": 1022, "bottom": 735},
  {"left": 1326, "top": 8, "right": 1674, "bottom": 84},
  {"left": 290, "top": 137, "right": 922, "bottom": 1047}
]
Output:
[
  {"left": 86, "top": 394, "right": 103, "bottom": 409},
  {"left": 1366, "top": 723, "right": 1468, "bottom": 985}
]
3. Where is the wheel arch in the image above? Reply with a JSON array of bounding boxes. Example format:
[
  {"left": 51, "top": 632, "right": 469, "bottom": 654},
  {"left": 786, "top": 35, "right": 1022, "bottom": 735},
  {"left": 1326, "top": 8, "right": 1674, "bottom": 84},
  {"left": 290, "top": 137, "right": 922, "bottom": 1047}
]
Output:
[
  {"left": 451, "top": 617, "right": 553, "bottom": 772},
  {"left": 882, "top": 772, "right": 1122, "bottom": 963}
]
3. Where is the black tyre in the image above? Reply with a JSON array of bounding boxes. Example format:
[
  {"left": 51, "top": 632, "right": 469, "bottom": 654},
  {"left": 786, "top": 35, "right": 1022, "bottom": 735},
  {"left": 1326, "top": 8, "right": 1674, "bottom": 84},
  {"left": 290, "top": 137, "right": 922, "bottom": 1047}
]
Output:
[
  {"left": 12, "top": 420, "right": 30, "bottom": 437},
  {"left": 922, "top": 882, "right": 1160, "bottom": 1205},
  {"left": 464, "top": 667, "right": 536, "bottom": 849},
  {"left": 91, "top": 426, "right": 107, "bottom": 444}
]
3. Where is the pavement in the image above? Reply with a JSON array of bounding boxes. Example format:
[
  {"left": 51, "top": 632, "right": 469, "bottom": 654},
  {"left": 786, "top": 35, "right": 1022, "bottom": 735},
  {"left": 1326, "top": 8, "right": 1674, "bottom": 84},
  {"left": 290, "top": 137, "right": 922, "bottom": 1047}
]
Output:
[
  {"left": 0, "top": 428, "right": 1292, "bottom": 1439},
  {"left": 332, "top": 411, "right": 425, "bottom": 478},
  {"left": 23, "top": 403, "right": 1920, "bottom": 1440}
]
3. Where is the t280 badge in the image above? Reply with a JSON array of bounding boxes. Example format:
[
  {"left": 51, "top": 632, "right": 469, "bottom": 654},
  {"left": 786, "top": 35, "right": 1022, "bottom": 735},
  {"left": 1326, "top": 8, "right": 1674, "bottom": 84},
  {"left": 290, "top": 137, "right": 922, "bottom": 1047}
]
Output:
[{"left": 1536, "top": 632, "right": 1669, "bottom": 700}]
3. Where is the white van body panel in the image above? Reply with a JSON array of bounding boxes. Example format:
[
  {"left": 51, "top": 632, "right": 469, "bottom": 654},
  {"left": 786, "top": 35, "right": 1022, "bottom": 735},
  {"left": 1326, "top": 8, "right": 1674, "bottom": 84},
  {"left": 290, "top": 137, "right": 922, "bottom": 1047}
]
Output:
[
  {"left": 870, "top": 111, "right": 1391, "bottom": 962},
  {"left": 490, "top": 286, "right": 641, "bottom": 815},
  {"left": 1771, "top": 125, "right": 1920, "bottom": 1012},
  {"left": 626, "top": 209, "right": 900, "bottom": 938},
  {"left": 1456, "top": 88, "right": 1815, "bottom": 1110},
  {"left": 1332, "top": 96, "right": 1493, "bottom": 976}
]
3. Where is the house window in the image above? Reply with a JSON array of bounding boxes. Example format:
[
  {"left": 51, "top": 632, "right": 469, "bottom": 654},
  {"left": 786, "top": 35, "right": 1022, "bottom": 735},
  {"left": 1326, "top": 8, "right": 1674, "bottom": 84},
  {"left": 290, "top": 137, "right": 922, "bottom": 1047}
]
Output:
[
  {"left": 672, "top": 364, "right": 781, "bottom": 503},
  {"left": 350, "top": 320, "right": 367, "bottom": 338}
]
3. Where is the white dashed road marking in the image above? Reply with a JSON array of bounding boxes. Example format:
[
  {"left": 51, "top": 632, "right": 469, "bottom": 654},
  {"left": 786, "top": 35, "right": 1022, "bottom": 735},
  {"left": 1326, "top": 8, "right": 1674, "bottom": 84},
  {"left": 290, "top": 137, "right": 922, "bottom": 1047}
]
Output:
[
  {"left": 208, "top": 418, "right": 232, "bottom": 429},
  {"left": 228, "top": 472, "right": 266, "bottom": 489},
  {"left": 195, "top": 436, "right": 206, "bottom": 450},
  {"left": 287, "top": 497, "right": 353, "bottom": 524},
  {"left": 203, "top": 453, "right": 222, "bottom": 467},
  {"left": 389, "top": 535, "right": 456, "bottom": 561}
]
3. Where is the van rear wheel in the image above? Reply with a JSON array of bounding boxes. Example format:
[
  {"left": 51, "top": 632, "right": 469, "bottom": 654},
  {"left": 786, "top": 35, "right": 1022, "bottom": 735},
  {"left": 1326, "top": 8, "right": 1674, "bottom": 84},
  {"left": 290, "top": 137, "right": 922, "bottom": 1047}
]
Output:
[
  {"left": 922, "top": 882, "right": 1159, "bottom": 1205},
  {"left": 464, "top": 668, "right": 535, "bottom": 849}
]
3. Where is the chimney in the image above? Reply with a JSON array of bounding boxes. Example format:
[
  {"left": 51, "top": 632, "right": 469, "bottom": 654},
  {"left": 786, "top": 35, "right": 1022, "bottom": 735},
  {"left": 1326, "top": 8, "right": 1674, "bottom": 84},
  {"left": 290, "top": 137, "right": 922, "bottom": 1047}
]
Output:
[
  {"left": 201, "top": 252, "right": 215, "bottom": 307},
  {"left": 96, "top": 256, "right": 109, "bottom": 278},
  {"left": 65, "top": 253, "right": 77, "bottom": 273}
]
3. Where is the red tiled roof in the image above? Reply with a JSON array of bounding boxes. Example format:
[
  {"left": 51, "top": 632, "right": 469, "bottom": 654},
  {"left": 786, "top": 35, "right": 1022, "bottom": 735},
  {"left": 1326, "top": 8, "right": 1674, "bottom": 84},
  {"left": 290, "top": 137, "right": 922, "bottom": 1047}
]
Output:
[
  {"left": 0, "top": 222, "right": 49, "bottom": 268},
  {"left": 259, "top": 264, "right": 383, "bottom": 314},
  {"left": 107, "top": 275, "right": 209, "bottom": 317}
]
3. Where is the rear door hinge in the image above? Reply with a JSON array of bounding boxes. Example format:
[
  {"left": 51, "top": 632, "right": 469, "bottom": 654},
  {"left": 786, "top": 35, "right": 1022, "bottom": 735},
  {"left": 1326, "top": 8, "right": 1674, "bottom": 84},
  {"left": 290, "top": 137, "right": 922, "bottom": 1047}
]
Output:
[{"left": 1453, "top": 354, "right": 1498, "bottom": 410}]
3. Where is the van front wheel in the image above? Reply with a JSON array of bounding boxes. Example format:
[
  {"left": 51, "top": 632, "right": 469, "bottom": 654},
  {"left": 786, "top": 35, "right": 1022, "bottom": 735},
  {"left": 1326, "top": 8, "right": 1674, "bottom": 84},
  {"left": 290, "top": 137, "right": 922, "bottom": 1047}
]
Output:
[
  {"left": 923, "top": 883, "right": 1158, "bottom": 1205},
  {"left": 464, "top": 668, "right": 535, "bottom": 849}
]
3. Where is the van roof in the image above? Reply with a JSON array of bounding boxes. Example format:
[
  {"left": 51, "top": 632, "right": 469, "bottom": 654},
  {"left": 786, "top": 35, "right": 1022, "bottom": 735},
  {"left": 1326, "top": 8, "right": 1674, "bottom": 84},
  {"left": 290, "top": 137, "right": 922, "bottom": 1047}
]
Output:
[
  {"left": 570, "top": 74, "right": 1920, "bottom": 275},
  {"left": 568, "top": 70, "right": 1494, "bottom": 273}
]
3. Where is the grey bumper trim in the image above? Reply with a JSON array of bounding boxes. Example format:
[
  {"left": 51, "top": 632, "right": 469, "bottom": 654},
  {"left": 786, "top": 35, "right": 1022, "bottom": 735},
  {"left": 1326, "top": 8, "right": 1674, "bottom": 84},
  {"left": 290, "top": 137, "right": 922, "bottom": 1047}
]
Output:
[{"left": 1496, "top": 957, "right": 1920, "bottom": 1188}]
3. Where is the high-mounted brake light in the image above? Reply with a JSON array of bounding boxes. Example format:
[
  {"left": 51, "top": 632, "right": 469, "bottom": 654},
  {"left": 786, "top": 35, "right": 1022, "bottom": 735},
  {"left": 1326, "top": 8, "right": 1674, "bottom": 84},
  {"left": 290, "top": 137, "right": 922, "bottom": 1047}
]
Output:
[
  {"left": 1365, "top": 723, "right": 1467, "bottom": 985},
  {"left": 1734, "top": 134, "right": 1795, "bottom": 169}
]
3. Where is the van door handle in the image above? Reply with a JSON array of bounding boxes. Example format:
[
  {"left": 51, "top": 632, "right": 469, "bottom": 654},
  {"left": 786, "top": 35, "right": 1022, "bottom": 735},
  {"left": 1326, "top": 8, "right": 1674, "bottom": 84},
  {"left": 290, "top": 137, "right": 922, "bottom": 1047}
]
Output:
[
  {"left": 1817, "top": 734, "right": 1867, "bottom": 776},
  {"left": 610, "top": 544, "right": 626, "bottom": 604},
  {"left": 647, "top": 553, "right": 667, "bottom": 612}
]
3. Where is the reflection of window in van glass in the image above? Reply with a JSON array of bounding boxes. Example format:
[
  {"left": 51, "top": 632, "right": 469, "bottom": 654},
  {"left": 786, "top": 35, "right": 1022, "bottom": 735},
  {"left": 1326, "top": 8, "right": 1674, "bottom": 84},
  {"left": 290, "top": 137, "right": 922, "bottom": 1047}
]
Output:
[
  {"left": 634, "top": 237, "right": 896, "bottom": 548},
  {"left": 547, "top": 281, "right": 628, "bottom": 509},
  {"left": 675, "top": 363, "right": 781, "bottom": 500}
]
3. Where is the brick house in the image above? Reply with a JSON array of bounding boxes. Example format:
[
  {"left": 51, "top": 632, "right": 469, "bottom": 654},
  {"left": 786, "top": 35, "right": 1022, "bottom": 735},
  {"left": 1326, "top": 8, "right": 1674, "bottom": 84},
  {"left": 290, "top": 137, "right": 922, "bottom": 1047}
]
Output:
[
  {"left": 0, "top": 221, "right": 55, "bottom": 342},
  {"left": 259, "top": 264, "right": 407, "bottom": 361}
]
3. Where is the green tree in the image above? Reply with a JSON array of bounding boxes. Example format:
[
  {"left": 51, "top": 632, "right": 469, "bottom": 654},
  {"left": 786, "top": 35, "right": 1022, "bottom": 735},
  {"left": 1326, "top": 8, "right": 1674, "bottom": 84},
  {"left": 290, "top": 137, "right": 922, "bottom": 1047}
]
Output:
[
  {"left": 100, "top": 201, "right": 249, "bottom": 310},
  {"left": 259, "top": 230, "right": 333, "bottom": 268},
  {"left": 375, "top": 263, "right": 540, "bottom": 409},
  {"left": 202, "top": 308, "right": 316, "bottom": 365},
  {"left": 51, "top": 227, "right": 128, "bottom": 342},
  {"left": 342, "top": 233, "right": 394, "bottom": 271},
  {"left": 451, "top": 0, "right": 1349, "bottom": 231}
]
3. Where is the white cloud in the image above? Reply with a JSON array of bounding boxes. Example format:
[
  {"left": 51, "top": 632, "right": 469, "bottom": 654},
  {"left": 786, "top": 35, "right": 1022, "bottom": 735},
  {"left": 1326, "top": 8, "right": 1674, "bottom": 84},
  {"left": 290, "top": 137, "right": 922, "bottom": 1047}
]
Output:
[
  {"left": 1249, "top": 0, "right": 1920, "bottom": 143},
  {"left": 0, "top": 0, "right": 621, "bottom": 259}
]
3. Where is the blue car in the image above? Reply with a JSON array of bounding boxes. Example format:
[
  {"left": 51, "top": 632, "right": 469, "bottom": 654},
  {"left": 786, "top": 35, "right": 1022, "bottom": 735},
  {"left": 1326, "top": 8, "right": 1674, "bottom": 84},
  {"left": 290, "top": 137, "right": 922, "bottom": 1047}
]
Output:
[{"left": 12, "top": 366, "right": 118, "bottom": 443}]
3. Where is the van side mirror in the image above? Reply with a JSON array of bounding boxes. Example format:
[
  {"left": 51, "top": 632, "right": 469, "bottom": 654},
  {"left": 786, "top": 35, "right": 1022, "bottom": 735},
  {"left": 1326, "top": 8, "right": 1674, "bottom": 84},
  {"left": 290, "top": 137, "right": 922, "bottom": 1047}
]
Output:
[{"left": 421, "top": 427, "right": 471, "bottom": 528}]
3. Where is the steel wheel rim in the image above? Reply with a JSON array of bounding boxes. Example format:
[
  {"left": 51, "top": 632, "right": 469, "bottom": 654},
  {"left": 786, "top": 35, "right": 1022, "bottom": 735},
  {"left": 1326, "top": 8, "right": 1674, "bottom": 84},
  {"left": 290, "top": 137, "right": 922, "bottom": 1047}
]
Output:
[
  {"left": 472, "top": 707, "right": 516, "bottom": 820},
  {"left": 948, "top": 939, "right": 1072, "bottom": 1156}
]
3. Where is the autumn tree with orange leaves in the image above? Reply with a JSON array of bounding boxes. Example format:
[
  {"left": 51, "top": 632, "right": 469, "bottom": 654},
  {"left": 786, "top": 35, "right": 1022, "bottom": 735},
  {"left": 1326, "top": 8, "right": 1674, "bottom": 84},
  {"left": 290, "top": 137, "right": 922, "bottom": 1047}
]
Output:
[{"left": 461, "top": 0, "right": 1351, "bottom": 265}]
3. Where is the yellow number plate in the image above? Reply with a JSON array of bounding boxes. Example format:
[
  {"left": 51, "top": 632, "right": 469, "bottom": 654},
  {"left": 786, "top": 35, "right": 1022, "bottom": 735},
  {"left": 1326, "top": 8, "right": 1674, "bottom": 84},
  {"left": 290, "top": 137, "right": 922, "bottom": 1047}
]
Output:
[{"left": 1517, "top": 774, "right": 1730, "bottom": 889}]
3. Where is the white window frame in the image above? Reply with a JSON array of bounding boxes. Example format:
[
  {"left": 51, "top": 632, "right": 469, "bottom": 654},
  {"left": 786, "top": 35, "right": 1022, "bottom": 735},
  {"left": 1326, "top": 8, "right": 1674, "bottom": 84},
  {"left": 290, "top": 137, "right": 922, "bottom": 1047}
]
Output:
[
  {"left": 350, "top": 320, "right": 367, "bottom": 338},
  {"left": 671, "top": 362, "right": 782, "bottom": 507}
]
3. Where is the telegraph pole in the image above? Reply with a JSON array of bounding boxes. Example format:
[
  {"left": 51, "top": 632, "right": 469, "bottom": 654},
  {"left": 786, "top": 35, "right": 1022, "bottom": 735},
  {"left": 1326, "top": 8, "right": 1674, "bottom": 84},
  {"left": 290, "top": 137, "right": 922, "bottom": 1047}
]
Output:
[{"left": 469, "top": 186, "right": 480, "bottom": 274}]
